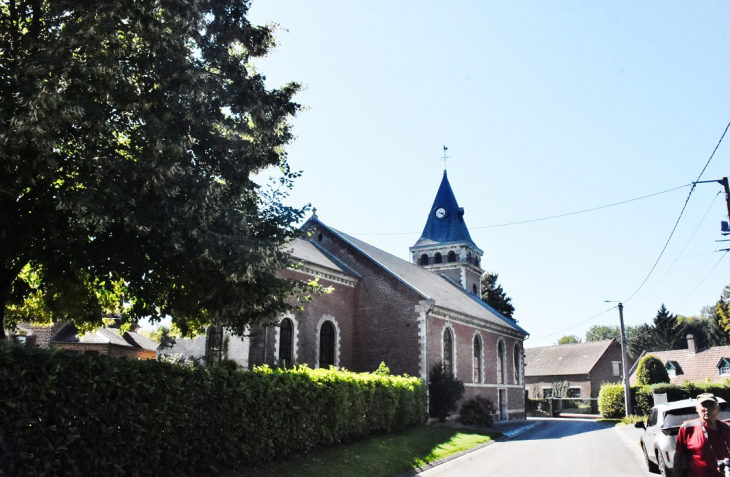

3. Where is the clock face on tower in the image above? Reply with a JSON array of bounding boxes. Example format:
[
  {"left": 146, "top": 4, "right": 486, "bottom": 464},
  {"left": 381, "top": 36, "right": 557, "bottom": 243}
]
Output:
[{"left": 435, "top": 207, "right": 446, "bottom": 219}]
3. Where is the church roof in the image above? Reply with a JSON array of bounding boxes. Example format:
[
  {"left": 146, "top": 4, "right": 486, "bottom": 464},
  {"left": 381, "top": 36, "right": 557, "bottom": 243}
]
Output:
[
  {"left": 308, "top": 218, "right": 527, "bottom": 336},
  {"left": 412, "top": 171, "right": 479, "bottom": 250},
  {"left": 288, "top": 237, "right": 359, "bottom": 278}
]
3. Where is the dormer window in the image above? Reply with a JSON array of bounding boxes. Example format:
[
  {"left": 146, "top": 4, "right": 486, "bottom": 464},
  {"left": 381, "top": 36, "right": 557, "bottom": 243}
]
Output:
[
  {"left": 666, "top": 360, "right": 681, "bottom": 378},
  {"left": 717, "top": 358, "right": 730, "bottom": 376}
]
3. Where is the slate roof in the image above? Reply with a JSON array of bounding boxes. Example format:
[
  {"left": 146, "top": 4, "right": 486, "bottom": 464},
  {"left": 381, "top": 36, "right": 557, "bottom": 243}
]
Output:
[
  {"left": 288, "top": 237, "right": 360, "bottom": 278},
  {"left": 524, "top": 340, "right": 617, "bottom": 376},
  {"left": 309, "top": 218, "right": 528, "bottom": 336},
  {"left": 412, "top": 171, "right": 480, "bottom": 250},
  {"left": 629, "top": 345, "right": 730, "bottom": 385}
]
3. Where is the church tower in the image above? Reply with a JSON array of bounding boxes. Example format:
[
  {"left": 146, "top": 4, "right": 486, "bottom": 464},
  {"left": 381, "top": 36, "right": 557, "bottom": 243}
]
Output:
[{"left": 410, "top": 171, "right": 484, "bottom": 295}]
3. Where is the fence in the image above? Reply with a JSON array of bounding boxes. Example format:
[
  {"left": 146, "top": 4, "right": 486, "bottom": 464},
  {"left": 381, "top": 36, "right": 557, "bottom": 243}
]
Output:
[{"left": 526, "top": 397, "right": 599, "bottom": 417}]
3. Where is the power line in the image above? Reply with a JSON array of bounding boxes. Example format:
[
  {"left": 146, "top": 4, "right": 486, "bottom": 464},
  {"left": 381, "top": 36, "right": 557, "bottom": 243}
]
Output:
[
  {"left": 353, "top": 183, "right": 691, "bottom": 236},
  {"left": 623, "top": 122, "right": 730, "bottom": 305}
]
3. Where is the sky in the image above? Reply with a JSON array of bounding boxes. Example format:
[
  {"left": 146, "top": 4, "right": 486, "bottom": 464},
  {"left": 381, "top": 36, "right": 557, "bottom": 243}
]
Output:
[{"left": 245, "top": 1, "right": 730, "bottom": 348}]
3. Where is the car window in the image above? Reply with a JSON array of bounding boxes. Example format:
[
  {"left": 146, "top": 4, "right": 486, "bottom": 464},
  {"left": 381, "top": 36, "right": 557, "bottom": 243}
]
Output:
[
  {"left": 663, "top": 408, "right": 697, "bottom": 428},
  {"left": 649, "top": 409, "right": 658, "bottom": 426}
]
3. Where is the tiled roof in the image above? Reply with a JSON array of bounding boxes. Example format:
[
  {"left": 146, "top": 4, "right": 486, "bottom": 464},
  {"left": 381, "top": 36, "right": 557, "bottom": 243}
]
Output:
[
  {"left": 311, "top": 219, "right": 527, "bottom": 336},
  {"left": 629, "top": 345, "right": 730, "bottom": 385},
  {"left": 50, "top": 324, "right": 159, "bottom": 351},
  {"left": 412, "top": 171, "right": 480, "bottom": 250},
  {"left": 525, "top": 340, "right": 617, "bottom": 376}
]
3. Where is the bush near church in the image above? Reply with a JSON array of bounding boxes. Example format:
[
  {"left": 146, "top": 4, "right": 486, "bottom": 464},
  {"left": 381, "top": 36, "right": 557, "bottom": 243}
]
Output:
[
  {"left": 598, "top": 381, "right": 730, "bottom": 418},
  {"left": 428, "top": 362, "right": 465, "bottom": 422},
  {"left": 0, "top": 343, "right": 426, "bottom": 476},
  {"left": 458, "top": 396, "right": 495, "bottom": 426}
]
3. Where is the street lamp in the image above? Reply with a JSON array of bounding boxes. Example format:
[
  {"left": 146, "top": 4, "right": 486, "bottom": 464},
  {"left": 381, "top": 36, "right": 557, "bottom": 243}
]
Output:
[{"left": 605, "top": 300, "right": 632, "bottom": 416}]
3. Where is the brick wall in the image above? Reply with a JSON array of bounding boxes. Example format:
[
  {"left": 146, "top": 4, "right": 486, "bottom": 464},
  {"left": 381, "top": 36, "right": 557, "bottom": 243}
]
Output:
[
  {"left": 588, "top": 341, "right": 627, "bottom": 398},
  {"left": 51, "top": 342, "right": 156, "bottom": 360},
  {"left": 524, "top": 374, "right": 591, "bottom": 399}
]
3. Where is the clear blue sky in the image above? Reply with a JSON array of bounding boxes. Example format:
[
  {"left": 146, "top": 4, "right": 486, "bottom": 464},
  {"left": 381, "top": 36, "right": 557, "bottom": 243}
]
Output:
[{"left": 246, "top": 1, "right": 730, "bottom": 348}]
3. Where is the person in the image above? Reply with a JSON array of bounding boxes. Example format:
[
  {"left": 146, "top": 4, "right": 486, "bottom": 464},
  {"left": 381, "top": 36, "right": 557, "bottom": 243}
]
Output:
[{"left": 674, "top": 393, "right": 730, "bottom": 477}]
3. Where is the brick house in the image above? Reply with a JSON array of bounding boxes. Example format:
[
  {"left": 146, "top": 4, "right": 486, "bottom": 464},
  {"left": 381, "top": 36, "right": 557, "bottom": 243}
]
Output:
[
  {"left": 166, "top": 172, "right": 530, "bottom": 420},
  {"left": 524, "top": 339, "right": 627, "bottom": 399},
  {"left": 629, "top": 334, "right": 730, "bottom": 385}
]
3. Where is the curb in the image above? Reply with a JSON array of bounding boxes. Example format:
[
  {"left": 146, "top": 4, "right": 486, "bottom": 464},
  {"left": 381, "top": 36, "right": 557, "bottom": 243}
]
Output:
[{"left": 396, "top": 420, "right": 544, "bottom": 476}]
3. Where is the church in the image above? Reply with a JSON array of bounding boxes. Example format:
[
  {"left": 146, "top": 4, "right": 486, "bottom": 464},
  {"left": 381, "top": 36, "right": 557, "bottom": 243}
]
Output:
[{"left": 168, "top": 171, "right": 530, "bottom": 420}]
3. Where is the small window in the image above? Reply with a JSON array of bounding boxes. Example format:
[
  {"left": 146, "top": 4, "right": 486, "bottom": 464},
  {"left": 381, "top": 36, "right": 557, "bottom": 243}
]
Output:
[
  {"left": 567, "top": 388, "right": 581, "bottom": 398},
  {"left": 513, "top": 344, "right": 521, "bottom": 384},
  {"left": 472, "top": 284, "right": 477, "bottom": 294},
  {"left": 612, "top": 361, "right": 621, "bottom": 377},
  {"left": 542, "top": 388, "right": 553, "bottom": 398},
  {"left": 443, "top": 329, "right": 454, "bottom": 376},
  {"left": 420, "top": 254, "right": 429, "bottom": 266},
  {"left": 279, "top": 318, "right": 293, "bottom": 368},
  {"left": 434, "top": 252, "right": 442, "bottom": 264},
  {"left": 668, "top": 369, "right": 677, "bottom": 377},
  {"left": 447, "top": 251, "right": 456, "bottom": 263},
  {"left": 320, "top": 321, "right": 335, "bottom": 368},
  {"left": 720, "top": 367, "right": 730, "bottom": 376}
]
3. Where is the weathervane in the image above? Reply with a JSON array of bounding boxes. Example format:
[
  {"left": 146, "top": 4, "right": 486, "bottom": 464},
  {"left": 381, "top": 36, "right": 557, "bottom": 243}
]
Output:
[{"left": 441, "top": 145, "right": 449, "bottom": 171}]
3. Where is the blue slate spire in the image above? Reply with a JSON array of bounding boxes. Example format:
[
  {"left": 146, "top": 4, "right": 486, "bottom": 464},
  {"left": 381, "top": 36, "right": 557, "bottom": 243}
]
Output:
[{"left": 414, "top": 171, "right": 477, "bottom": 248}]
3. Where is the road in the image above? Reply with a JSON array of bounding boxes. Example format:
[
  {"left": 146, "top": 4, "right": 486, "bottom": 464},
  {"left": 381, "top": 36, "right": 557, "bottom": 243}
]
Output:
[{"left": 420, "top": 418, "right": 654, "bottom": 477}]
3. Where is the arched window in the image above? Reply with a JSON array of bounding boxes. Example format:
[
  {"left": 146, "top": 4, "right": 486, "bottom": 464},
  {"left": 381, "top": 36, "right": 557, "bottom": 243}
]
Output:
[
  {"left": 279, "top": 318, "right": 293, "bottom": 368},
  {"left": 420, "top": 254, "right": 429, "bottom": 266},
  {"left": 472, "top": 284, "right": 477, "bottom": 294},
  {"left": 434, "top": 252, "right": 442, "bottom": 264},
  {"left": 443, "top": 328, "right": 454, "bottom": 376},
  {"left": 497, "top": 340, "right": 506, "bottom": 384},
  {"left": 447, "top": 251, "right": 456, "bottom": 263},
  {"left": 514, "top": 343, "right": 522, "bottom": 384},
  {"left": 320, "top": 321, "right": 335, "bottom": 368},
  {"left": 473, "top": 335, "right": 482, "bottom": 383}
]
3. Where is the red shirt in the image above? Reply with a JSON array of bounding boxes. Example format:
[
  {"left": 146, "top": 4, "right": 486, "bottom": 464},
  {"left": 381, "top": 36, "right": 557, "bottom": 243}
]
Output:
[{"left": 676, "top": 419, "right": 730, "bottom": 477}]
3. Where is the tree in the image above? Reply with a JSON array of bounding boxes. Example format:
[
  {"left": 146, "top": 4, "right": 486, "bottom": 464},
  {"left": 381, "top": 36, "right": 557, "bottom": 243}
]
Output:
[
  {"left": 715, "top": 285, "right": 730, "bottom": 337},
  {"left": 650, "top": 304, "right": 686, "bottom": 351},
  {"left": 635, "top": 354, "right": 670, "bottom": 385},
  {"left": 0, "top": 0, "right": 311, "bottom": 338},
  {"left": 480, "top": 272, "right": 515, "bottom": 319},
  {"left": 428, "top": 362, "right": 465, "bottom": 422},
  {"left": 585, "top": 325, "right": 620, "bottom": 342},
  {"left": 626, "top": 323, "right": 654, "bottom": 362},
  {"left": 556, "top": 335, "right": 582, "bottom": 345}
]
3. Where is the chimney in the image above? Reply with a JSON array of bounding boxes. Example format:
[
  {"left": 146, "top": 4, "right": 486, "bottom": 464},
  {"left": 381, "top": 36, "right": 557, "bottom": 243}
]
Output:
[{"left": 687, "top": 334, "right": 697, "bottom": 355}]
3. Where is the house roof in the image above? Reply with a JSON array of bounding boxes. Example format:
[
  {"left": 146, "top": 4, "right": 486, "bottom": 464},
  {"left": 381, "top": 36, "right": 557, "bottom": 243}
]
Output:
[
  {"left": 629, "top": 345, "right": 730, "bottom": 385},
  {"left": 51, "top": 324, "right": 159, "bottom": 352},
  {"left": 412, "top": 171, "right": 480, "bottom": 251},
  {"left": 307, "top": 217, "right": 528, "bottom": 337},
  {"left": 524, "top": 340, "right": 617, "bottom": 376}
]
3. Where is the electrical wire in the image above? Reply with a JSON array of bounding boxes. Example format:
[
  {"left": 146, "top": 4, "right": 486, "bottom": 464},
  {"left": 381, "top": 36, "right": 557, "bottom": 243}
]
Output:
[{"left": 623, "top": 122, "right": 730, "bottom": 305}]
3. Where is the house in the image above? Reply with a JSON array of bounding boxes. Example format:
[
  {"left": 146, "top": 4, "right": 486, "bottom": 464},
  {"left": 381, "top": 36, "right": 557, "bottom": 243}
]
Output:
[
  {"left": 524, "top": 339, "right": 627, "bottom": 399},
  {"left": 629, "top": 334, "right": 730, "bottom": 385},
  {"left": 166, "top": 171, "right": 530, "bottom": 420},
  {"left": 11, "top": 318, "right": 159, "bottom": 359}
]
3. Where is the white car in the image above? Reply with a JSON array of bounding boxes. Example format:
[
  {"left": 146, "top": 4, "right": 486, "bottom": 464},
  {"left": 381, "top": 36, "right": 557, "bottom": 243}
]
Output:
[{"left": 636, "top": 397, "right": 730, "bottom": 477}]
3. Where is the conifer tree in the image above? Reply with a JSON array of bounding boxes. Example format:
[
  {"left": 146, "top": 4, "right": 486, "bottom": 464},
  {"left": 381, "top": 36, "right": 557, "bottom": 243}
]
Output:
[
  {"left": 480, "top": 272, "right": 515, "bottom": 319},
  {"left": 650, "top": 304, "right": 686, "bottom": 351}
]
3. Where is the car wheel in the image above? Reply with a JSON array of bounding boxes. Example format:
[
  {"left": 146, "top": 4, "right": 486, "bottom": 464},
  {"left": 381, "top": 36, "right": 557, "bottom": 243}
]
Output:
[
  {"left": 642, "top": 442, "right": 659, "bottom": 473},
  {"left": 657, "top": 450, "right": 672, "bottom": 477}
]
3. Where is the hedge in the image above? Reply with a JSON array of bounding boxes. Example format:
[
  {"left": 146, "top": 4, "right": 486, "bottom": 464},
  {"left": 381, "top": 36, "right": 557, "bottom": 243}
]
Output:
[
  {"left": 0, "top": 342, "right": 426, "bottom": 476},
  {"left": 598, "top": 380, "right": 730, "bottom": 418}
]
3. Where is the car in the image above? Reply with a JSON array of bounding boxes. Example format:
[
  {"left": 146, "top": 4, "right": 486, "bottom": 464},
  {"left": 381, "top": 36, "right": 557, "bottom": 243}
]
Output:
[{"left": 635, "top": 397, "right": 730, "bottom": 477}]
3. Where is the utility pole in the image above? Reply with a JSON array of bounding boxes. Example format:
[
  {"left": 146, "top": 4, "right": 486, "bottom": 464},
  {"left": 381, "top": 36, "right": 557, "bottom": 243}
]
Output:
[
  {"left": 606, "top": 300, "right": 632, "bottom": 416},
  {"left": 695, "top": 177, "right": 730, "bottom": 234}
]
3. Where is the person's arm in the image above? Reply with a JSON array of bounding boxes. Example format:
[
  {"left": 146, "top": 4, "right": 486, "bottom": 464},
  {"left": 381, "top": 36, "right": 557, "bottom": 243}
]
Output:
[{"left": 674, "top": 427, "right": 689, "bottom": 477}]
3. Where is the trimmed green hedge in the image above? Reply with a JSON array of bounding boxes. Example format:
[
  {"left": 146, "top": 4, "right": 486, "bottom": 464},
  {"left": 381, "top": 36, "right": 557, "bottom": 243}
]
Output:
[
  {"left": 0, "top": 343, "right": 426, "bottom": 476},
  {"left": 598, "top": 380, "right": 730, "bottom": 418}
]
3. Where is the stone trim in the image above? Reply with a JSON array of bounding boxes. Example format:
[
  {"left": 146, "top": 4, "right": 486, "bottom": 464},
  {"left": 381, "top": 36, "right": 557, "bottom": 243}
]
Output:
[
  {"left": 430, "top": 306, "right": 525, "bottom": 339},
  {"left": 415, "top": 300, "right": 433, "bottom": 381},
  {"left": 273, "top": 313, "right": 299, "bottom": 367},
  {"left": 315, "top": 314, "right": 341, "bottom": 369},
  {"left": 289, "top": 261, "right": 358, "bottom": 287},
  {"left": 513, "top": 341, "right": 523, "bottom": 385}
]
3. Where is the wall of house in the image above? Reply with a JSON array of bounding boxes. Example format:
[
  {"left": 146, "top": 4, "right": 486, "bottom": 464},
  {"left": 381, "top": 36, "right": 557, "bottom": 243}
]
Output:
[
  {"left": 51, "top": 342, "right": 157, "bottom": 360},
  {"left": 428, "top": 315, "right": 526, "bottom": 420},
  {"left": 588, "top": 342, "right": 627, "bottom": 398},
  {"left": 524, "top": 374, "right": 590, "bottom": 399}
]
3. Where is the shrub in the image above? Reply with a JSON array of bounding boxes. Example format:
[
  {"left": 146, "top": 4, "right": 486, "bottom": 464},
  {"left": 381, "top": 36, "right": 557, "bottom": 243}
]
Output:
[
  {"left": 636, "top": 355, "right": 670, "bottom": 385},
  {"left": 458, "top": 396, "right": 495, "bottom": 426},
  {"left": 428, "top": 362, "right": 465, "bottom": 422},
  {"left": 0, "top": 343, "right": 426, "bottom": 476},
  {"left": 598, "top": 383, "right": 626, "bottom": 418}
]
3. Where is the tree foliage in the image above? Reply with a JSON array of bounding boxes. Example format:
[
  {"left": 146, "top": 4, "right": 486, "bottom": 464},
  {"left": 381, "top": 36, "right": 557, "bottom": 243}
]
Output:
[
  {"left": 556, "top": 335, "right": 582, "bottom": 345},
  {"left": 585, "top": 324, "right": 620, "bottom": 342},
  {"left": 716, "top": 285, "right": 730, "bottom": 337},
  {"left": 480, "top": 272, "right": 515, "bottom": 319},
  {"left": 428, "top": 362, "right": 465, "bottom": 422},
  {"left": 650, "top": 304, "right": 686, "bottom": 351},
  {"left": 635, "top": 354, "right": 670, "bottom": 386},
  {"left": 0, "top": 0, "right": 311, "bottom": 338}
]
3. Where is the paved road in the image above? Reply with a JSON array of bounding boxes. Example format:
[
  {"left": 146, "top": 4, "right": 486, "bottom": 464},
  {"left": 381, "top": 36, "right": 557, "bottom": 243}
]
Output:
[{"left": 421, "top": 418, "right": 654, "bottom": 477}]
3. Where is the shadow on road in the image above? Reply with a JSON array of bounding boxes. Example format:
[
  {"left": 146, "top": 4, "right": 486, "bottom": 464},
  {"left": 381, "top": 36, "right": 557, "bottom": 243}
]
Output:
[{"left": 508, "top": 418, "right": 614, "bottom": 441}]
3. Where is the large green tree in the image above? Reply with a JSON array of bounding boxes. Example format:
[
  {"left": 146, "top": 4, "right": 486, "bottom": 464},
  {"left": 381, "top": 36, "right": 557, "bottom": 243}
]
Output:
[
  {"left": 480, "top": 272, "right": 515, "bottom": 319},
  {"left": 585, "top": 324, "right": 620, "bottom": 342},
  {"left": 716, "top": 285, "right": 730, "bottom": 337},
  {"left": 0, "top": 0, "right": 310, "bottom": 338},
  {"left": 650, "top": 304, "right": 686, "bottom": 351}
]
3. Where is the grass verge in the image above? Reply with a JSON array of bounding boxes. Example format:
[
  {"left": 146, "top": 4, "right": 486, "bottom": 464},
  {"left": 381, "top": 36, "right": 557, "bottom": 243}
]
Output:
[{"left": 225, "top": 425, "right": 501, "bottom": 477}]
